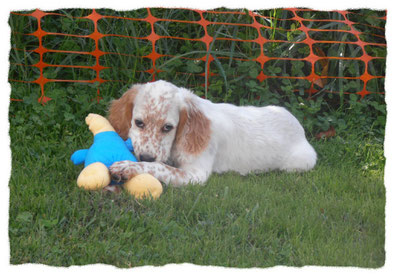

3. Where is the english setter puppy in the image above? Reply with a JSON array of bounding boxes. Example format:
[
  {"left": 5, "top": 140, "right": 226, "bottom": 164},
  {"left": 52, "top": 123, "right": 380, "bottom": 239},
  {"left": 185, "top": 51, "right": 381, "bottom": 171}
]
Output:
[{"left": 108, "top": 80, "right": 317, "bottom": 186}]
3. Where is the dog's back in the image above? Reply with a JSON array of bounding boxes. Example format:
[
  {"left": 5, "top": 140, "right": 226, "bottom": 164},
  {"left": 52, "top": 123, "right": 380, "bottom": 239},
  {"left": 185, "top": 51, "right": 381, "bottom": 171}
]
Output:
[{"left": 201, "top": 102, "right": 317, "bottom": 174}]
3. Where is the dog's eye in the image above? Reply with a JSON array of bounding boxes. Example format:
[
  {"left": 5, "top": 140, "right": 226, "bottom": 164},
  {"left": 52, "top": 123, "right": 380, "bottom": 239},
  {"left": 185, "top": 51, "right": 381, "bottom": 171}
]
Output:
[
  {"left": 134, "top": 119, "right": 145, "bottom": 129},
  {"left": 162, "top": 124, "right": 173, "bottom": 133}
]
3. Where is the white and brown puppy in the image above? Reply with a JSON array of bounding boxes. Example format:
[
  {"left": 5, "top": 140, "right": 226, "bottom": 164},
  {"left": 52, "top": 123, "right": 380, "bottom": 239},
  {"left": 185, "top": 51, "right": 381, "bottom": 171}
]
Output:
[{"left": 108, "top": 80, "right": 317, "bottom": 186}]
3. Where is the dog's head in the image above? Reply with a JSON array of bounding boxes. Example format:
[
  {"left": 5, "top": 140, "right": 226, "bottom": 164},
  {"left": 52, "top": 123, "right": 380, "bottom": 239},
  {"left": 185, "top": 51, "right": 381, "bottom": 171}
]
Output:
[{"left": 108, "top": 80, "right": 211, "bottom": 164}]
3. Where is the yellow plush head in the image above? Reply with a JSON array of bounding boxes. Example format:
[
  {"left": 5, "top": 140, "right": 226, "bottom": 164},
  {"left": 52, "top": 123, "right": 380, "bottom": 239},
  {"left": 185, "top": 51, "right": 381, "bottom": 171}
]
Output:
[
  {"left": 85, "top": 113, "right": 115, "bottom": 135},
  {"left": 124, "top": 173, "right": 163, "bottom": 200}
]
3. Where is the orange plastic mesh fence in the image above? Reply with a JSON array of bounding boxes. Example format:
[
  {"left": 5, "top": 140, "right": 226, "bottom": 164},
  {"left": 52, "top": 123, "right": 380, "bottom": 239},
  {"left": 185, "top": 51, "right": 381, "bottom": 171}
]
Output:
[{"left": 9, "top": 8, "right": 386, "bottom": 103}]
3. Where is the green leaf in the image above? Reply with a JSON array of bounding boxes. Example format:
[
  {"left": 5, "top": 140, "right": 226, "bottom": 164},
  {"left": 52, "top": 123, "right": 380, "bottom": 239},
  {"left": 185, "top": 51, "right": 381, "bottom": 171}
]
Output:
[
  {"left": 186, "top": 60, "right": 203, "bottom": 73},
  {"left": 64, "top": 112, "right": 75, "bottom": 121},
  {"left": 16, "top": 211, "right": 33, "bottom": 224},
  {"left": 349, "top": 94, "right": 358, "bottom": 102},
  {"left": 248, "top": 66, "right": 258, "bottom": 78},
  {"left": 39, "top": 218, "right": 58, "bottom": 229},
  {"left": 135, "top": 227, "right": 145, "bottom": 233}
]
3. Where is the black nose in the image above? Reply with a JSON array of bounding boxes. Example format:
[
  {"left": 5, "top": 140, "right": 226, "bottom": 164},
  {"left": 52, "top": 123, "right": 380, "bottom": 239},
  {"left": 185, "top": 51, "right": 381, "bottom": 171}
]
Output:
[{"left": 139, "top": 154, "right": 156, "bottom": 162}]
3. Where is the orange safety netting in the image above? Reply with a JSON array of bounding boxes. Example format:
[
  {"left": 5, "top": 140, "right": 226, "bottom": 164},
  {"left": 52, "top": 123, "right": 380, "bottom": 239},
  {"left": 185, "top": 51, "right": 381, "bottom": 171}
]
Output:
[{"left": 9, "top": 8, "right": 386, "bottom": 103}]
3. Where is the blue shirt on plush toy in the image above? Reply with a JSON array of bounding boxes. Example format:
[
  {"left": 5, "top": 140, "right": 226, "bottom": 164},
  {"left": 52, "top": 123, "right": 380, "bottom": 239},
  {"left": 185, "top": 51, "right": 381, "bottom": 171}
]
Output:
[{"left": 71, "top": 132, "right": 138, "bottom": 168}]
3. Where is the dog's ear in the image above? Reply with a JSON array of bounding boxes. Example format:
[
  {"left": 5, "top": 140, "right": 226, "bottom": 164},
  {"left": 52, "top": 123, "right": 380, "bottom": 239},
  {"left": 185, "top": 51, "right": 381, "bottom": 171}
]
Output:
[
  {"left": 108, "top": 85, "right": 139, "bottom": 139},
  {"left": 175, "top": 98, "right": 211, "bottom": 155}
]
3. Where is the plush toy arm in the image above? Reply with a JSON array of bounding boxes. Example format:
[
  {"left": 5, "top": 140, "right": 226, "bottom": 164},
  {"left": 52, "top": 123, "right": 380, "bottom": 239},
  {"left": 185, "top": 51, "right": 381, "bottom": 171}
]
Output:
[
  {"left": 124, "top": 138, "right": 134, "bottom": 152},
  {"left": 71, "top": 149, "right": 89, "bottom": 165}
]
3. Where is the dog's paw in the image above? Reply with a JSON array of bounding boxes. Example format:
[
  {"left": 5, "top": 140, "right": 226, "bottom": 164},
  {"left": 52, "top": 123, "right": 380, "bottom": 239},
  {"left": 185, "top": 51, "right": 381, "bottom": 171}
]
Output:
[{"left": 110, "top": 161, "right": 142, "bottom": 181}]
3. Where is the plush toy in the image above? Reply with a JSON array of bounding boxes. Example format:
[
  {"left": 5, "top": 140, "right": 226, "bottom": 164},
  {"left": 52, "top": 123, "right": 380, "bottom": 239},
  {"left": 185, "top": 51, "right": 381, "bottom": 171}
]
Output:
[
  {"left": 124, "top": 173, "right": 163, "bottom": 200},
  {"left": 70, "top": 113, "right": 163, "bottom": 200}
]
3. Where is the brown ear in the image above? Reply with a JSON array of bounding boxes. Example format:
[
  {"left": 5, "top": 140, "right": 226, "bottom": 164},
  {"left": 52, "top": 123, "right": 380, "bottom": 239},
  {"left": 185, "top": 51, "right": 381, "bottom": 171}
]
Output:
[
  {"left": 175, "top": 98, "right": 211, "bottom": 155},
  {"left": 108, "top": 86, "right": 139, "bottom": 139}
]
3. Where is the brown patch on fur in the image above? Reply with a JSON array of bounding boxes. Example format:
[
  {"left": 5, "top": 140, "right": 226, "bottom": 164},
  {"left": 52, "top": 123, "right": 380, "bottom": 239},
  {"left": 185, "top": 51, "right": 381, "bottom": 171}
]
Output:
[
  {"left": 175, "top": 108, "right": 188, "bottom": 145},
  {"left": 108, "top": 85, "right": 139, "bottom": 139},
  {"left": 141, "top": 103, "right": 172, "bottom": 142},
  {"left": 158, "top": 162, "right": 187, "bottom": 179},
  {"left": 175, "top": 98, "right": 211, "bottom": 155}
]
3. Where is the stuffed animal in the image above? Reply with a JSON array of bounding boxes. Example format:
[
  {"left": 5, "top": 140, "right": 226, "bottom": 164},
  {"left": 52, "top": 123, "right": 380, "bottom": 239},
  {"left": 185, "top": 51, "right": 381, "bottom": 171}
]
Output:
[
  {"left": 124, "top": 173, "right": 163, "bottom": 200},
  {"left": 71, "top": 113, "right": 163, "bottom": 199}
]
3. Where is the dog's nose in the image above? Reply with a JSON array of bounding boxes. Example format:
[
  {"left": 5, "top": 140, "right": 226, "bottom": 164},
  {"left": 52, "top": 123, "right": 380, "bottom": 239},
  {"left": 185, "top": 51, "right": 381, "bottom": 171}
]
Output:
[{"left": 139, "top": 154, "right": 156, "bottom": 162}]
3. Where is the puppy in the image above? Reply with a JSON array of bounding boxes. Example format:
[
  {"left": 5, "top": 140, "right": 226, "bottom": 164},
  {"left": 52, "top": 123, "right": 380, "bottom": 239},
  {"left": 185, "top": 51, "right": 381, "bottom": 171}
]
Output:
[{"left": 108, "top": 80, "right": 317, "bottom": 186}]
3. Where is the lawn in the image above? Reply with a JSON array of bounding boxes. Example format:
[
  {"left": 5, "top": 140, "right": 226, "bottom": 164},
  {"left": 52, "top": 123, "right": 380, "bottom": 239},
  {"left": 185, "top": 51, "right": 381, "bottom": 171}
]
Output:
[{"left": 8, "top": 118, "right": 385, "bottom": 267}]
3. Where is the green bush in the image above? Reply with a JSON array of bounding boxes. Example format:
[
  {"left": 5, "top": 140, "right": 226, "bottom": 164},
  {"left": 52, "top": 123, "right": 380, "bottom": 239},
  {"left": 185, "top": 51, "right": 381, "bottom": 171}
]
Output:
[{"left": 8, "top": 8, "right": 387, "bottom": 139}]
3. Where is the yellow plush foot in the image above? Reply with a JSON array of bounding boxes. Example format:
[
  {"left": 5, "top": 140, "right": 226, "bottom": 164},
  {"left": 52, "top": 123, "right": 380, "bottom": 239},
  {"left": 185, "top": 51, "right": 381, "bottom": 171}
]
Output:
[
  {"left": 124, "top": 173, "right": 163, "bottom": 200},
  {"left": 77, "top": 162, "right": 111, "bottom": 190}
]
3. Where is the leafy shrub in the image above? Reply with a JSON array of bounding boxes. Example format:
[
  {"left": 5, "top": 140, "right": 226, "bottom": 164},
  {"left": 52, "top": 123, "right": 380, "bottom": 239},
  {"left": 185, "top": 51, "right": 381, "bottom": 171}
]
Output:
[{"left": 8, "top": 8, "right": 387, "bottom": 141}]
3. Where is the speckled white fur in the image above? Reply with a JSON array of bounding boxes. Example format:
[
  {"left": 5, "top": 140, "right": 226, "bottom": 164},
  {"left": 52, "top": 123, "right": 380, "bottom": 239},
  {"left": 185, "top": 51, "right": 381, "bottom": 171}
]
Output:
[{"left": 109, "top": 80, "right": 317, "bottom": 186}]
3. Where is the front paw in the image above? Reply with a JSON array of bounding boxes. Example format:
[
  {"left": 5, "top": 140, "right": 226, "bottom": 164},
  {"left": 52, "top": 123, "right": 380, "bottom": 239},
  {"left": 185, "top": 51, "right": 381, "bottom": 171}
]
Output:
[{"left": 110, "top": 161, "right": 141, "bottom": 181}]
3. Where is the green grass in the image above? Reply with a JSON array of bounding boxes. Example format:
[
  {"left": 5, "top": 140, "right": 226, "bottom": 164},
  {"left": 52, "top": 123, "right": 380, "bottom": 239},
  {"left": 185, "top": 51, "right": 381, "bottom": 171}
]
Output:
[{"left": 8, "top": 120, "right": 385, "bottom": 267}]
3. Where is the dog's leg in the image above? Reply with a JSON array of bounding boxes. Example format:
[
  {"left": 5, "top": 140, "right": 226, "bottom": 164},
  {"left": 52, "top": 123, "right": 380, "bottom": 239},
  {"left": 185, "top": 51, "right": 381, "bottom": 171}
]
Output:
[{"left": 110, "top": 161, "right": 210, "bottom": 187}]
